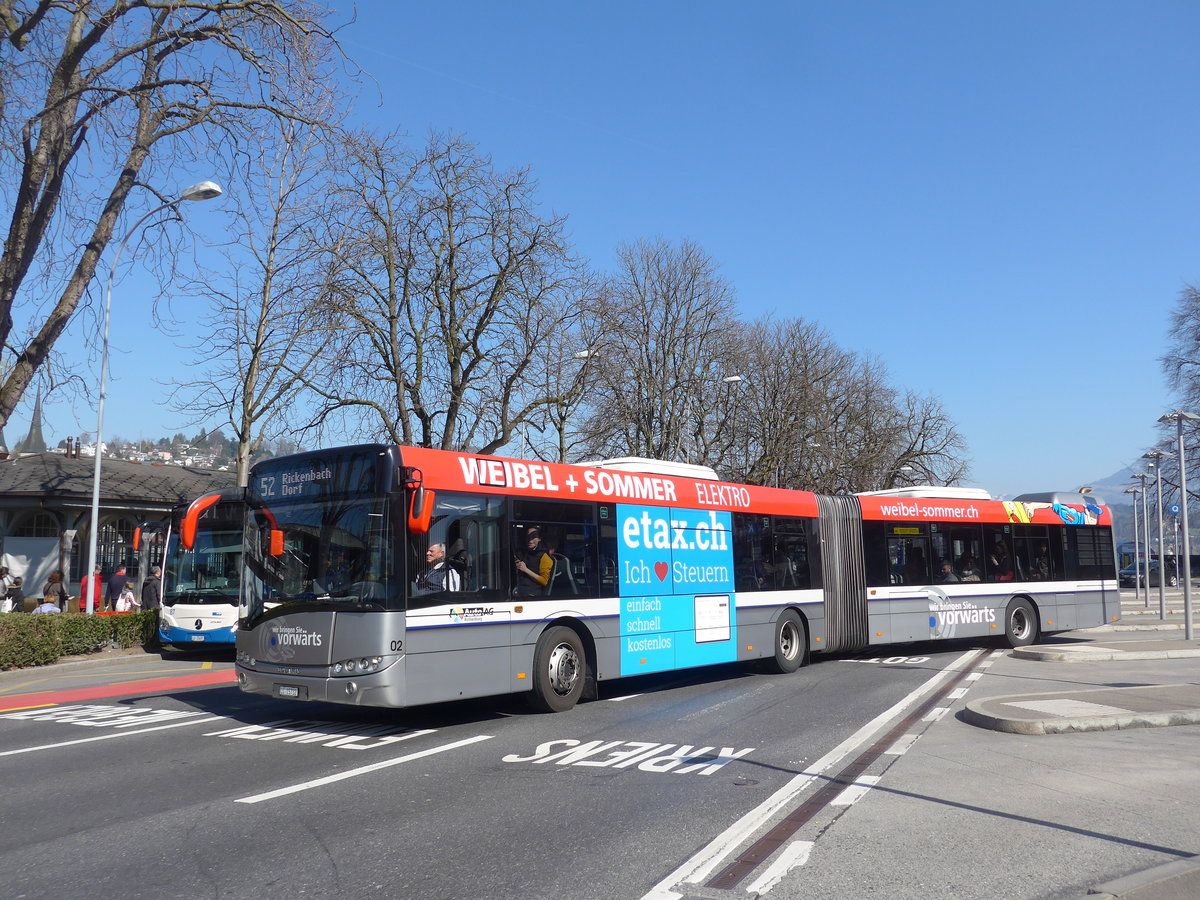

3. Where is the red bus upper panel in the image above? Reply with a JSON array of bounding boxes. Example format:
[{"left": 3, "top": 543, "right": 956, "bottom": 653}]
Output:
[
  {"left": 398, "top": 447, "right": 821, "bottom": 518},
  {"left": 858, "top": 495, "right": 1112, "bottom": 527}
]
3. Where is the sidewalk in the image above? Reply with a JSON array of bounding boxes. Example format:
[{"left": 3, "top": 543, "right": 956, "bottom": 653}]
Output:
[{"left": 962, "top": 625, "right": 1200, "bottom": 899}]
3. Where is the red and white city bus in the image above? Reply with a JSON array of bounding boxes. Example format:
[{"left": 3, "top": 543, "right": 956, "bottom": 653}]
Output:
[{"left": 207, "top": 444, "right": 1117, "bottom": 713}]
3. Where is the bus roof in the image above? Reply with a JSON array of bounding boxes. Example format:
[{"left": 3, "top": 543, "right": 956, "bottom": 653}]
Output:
[
  {"left": 857, "top": 486, "right": 993, "bottom": 500},
  {"left": 577, "top": 457, "right": 720, "bottom": 481}
]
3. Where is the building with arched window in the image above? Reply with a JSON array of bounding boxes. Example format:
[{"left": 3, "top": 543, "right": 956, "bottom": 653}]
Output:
[{"left": 0, "top": 452, "right": 235, "bottom": 597}]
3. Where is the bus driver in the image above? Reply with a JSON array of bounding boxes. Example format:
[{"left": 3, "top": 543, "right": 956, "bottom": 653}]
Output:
[{"left": 417, "top": 543, "right": 461, "bottom": 593}]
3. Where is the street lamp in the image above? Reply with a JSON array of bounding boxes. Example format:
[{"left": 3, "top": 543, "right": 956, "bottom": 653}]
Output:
[
  {"left": 1123, "top": 486, "right": 1142, "bottom": 605},
  {"left": 1133, "top": 472, "right": 1152, "bottom": 607},
  {"left": 85, "top": 181, "right": 222, "bottom": 613},
  {"left": 1144, "top": 449, "right": 1173, "bottom": 620},
  {"left": 1159, "top": 410, "right": 1200, "bottom": 640}
]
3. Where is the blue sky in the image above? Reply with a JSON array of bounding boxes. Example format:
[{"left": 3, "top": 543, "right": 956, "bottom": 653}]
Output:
[{"left": 13, "top": 1, "right": 1200, "bottom": 500}]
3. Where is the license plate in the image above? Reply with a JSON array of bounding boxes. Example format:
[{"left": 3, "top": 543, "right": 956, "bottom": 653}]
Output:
[
  {"left": 189, "top": 635, "right": 205, "bottom": 642},
  {"left": 278, "top": 685, "right": 300, "bottom": 698}
]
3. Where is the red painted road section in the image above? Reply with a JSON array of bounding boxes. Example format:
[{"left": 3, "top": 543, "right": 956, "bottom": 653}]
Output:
[{"left": 0, "top": 669, "right": 237, "bottom": 711}]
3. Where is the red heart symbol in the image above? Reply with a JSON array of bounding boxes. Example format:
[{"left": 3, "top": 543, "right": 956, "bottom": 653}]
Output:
[{"left": 654, "top": 562, "right": 669, "bottom": 581}]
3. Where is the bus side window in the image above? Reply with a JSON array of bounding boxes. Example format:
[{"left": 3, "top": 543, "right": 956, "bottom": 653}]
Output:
[
  {"left": 983, "top": 525, "right": 1014, "bottom": 582},
  {"left": 733, "top": 514, "right": 768, "bottom": 592},
  {"left": 511, "top": 498, "right": 599, "bottom": 599},
  {"left": 862, "top": 522, "right": 889, "bottom": 587},
  {"left": 771, "top": 517, "right": 811, "bottom": 590}
]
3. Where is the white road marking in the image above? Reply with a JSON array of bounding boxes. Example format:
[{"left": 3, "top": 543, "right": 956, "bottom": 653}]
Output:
[
  {"left": 966, "top": 672, "right": 984, "bottom": 681},
  {"left": 605, "top": 694, "right": 642, "bottom": 702},
  {"left": 1005, "top": 699, "right": 1132, "bottom": 717},
  {"left": 639, "top": 648, "right": 985, "bottom": 900},
  {"left": 831, "top": 775, "right": 880, "bottom": 806},
  {"left": 884, "top": 733, "right": 919, "bottom": 756},
  {"left": 745, "top": 840, "right": 813, "bottom": 895},
  {"left": 0, "top": 716, "right": 222, "bottom": 756},
  {"left": 235, "top": 733, "right": 495, "bottom": 804},
  {"left": 948, "top": 688, "right": 968, "bottom": 699},
  {"left": 922, "top": 707, "right": 950, "bottom": 722}
]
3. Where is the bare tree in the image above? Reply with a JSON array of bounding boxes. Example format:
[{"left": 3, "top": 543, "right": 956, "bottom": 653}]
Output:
[
  {"left": 579, "top": 238, "right": 742, "bottom": 467},
  {"left": 1156, "top": 283, "right": 1200, "bottom": 514},
  {"left": 1163, "top": 284, "right": 1200, "bottom": 408},
  {"left": 312, "top": 131, "right": 585, "bottom": 453},
  {"left": 0, "top": 0, "right": 343, "bottom": 427},
  {"left": 722, "top": 317, "right": 857, "bottom": 488},
  {"left": 169, "top": 117, "right": 343, "bottom": 485},
  {"left": 705, "top": 316, "right": 969, "bottom": 491}
]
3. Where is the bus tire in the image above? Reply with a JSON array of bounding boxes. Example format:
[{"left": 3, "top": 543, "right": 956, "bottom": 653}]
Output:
[
  {"left": 528, "top": 626, "right": 586, "bottom": 713},
  {"left": 1004, "top": 598, "right": 1039, "bottom": 648},
  {"left": 765, "top": 610, "right": 808, "bottom": 674}
]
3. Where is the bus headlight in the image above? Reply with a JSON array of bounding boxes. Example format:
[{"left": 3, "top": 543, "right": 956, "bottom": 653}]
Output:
[{"left": 331, "top": 657, "right": 382, "bottom": 677}]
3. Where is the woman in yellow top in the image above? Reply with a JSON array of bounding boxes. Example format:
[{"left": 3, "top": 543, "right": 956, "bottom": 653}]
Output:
[{"left": 514, "top": 527, "right": 553, "bottom": 596}]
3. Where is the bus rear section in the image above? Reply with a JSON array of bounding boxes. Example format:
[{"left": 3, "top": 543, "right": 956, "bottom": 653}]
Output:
[
  {"left": 159, "top": 495, "right": 243, "bottom": 647},
  {"left": 854, "top": 488, "right": 1119, "bottom": 647}
]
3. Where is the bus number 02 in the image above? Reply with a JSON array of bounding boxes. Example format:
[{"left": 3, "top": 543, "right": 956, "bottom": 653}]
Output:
[{"left": 390, "top": 640, "right": 404, "bottom": 653}]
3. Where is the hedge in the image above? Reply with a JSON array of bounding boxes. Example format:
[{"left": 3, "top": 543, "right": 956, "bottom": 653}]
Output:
[{"left": 0, "top": 610, "right": 159, "bottom": 671}]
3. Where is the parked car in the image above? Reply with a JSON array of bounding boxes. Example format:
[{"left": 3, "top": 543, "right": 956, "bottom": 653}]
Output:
[{"left": 1119, "top": 560, "right": 1178, "bottom": 588}]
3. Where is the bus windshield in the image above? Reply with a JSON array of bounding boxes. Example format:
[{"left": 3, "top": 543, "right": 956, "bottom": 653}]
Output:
[
  {"left": 244, "top": 496, "right": 394, "bottom": 621},
  {"left": 164, "top": 526, "right": 241, "bottom": 606}
]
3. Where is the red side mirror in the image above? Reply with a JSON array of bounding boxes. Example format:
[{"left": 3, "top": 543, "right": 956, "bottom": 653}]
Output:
[
  {"left": 182, "top": 493, "right": 223, "bottom": 550},
  {"left": 270, "top": 529, "right": 284, "bottom": 557},
  {"left": 408, "top": 487, "right": 435, "bottom": 535}
]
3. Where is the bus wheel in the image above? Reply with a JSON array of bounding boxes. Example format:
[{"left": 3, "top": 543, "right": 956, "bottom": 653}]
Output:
[
  {"left": 1004, "top": 598, "right": 1039, "bottom": 648},
  {"left": 765, "top": 610, "right": 808, "bottom": 674},
  {"left": 529, "top": 626, "right": 586, "bottom": 713}
]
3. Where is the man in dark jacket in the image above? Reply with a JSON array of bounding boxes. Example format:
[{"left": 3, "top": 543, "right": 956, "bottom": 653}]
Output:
[
  {"left": 106, "top": 566, "right": 128, "bottom": 612},
  {"left": 141, "top": 566, "right": 162, "bottom": 611}
]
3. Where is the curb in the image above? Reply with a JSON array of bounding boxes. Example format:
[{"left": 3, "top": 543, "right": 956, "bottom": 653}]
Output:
[
  {"left": 1085, "top": 854, "right": 1200, "bottom": 898},
  {"left": 1013, "top": 646, "right": 1200, "bottom": 662},
  {"left": 961, "top": 703, "right": 1200, "bottom": 735},
  {"left": 961, "top": 684, "right": 1200, "bottom": 735}
]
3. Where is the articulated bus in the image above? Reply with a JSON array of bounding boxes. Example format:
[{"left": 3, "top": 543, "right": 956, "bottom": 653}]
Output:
[
  {"left": 206, "top": 444, "right": 1118, "bottom": 713},
  {"left": 138, "top": 496, "right": 243, "bottom": 647}
]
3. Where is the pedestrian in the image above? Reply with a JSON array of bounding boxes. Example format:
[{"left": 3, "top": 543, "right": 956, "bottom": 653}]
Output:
[
  {"left": 0, "top": 566, "right": 11, "bottom": 599},
  {"left": 41, "top": 570, "right": 68, "bottom": 610},
  {"left": 141, "top": 566, "right": 162, "bottom": 611},
  {"left": 80, "top": 564, "right": 103, "bottom": 614},
  {"left": 106, "top": 565, "right": 128, "bottom": 612},
  {"left": 5, "top": 577, "right": 25, "bottom": 612},
  {"left": 31, "top": 596, "right": 61, "bottom": 614},
  {"left": 116, "top": 580, "right": 136, "bottom": 612}
]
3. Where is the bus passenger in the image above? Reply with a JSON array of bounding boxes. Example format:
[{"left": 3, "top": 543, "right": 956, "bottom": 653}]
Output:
[
  {"left": 514, "top": 527, "right": 553, "bottom": 596},
  {"left": 959, "top": 557, "right": 982, "bottom": 582},
  {"left": 1030, "top": 543, "right": 1050, "bottom": 580},
  {"left": 417, "top": 543, "right": 461, "bottom": 593},
  {"left": 937, "top": 559, "right": 960, "bottom": 583},
  {"left": 989, "top": 541, "right": 1014, "bottom": 582}
]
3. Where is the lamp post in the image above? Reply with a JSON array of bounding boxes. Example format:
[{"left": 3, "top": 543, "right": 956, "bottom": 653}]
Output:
[
  {"left": 1133, "top": 472, "right": 1152, "bottom": 607},
  {"left": 1123, "top": 486, "right": 1142, "bottom": 605},
  {"left": 1159, "top": 410, "right": 1200, "bottom": 641},
  {"left": 85, "top": 181, "right": 222, "bottom": 614},
  {"left": 719, "top": 374, "right": 744, "bottom": 476},
  {"left": 1144, "top": 449, "right": 1172, "bottom": 620}
]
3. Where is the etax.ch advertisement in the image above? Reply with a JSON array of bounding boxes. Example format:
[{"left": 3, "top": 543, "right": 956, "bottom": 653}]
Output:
[{"left": 616, "top": 505, "right": 738, "bottom": 675}]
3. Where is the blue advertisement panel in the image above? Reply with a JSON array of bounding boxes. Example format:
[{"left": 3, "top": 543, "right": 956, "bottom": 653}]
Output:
[{"left": 616, "top": 505, "right": 737, "bottom": 675}]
